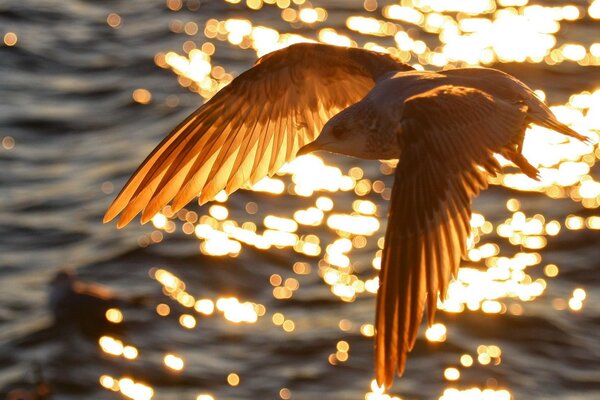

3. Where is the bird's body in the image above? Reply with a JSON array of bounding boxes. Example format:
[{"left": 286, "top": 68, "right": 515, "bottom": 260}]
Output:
[
  {"left": 312, "top": 67, "right": 583, "bottom": 162},
  {"left": 104, "top": 43, "right": 590, "bottom": 387}
]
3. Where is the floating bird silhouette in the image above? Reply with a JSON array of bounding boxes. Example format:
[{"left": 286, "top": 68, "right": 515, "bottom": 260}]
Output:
[
  {"left": 104, "top": 43, "right": 589, "bottom": 387},
  {"left": 48, "top": 270, "right": 136, "bottom": 337}
]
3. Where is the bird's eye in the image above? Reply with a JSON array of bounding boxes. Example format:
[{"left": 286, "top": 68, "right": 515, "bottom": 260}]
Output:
[{"left": 331, "top": 125, "right": 344, "bottom": 138}]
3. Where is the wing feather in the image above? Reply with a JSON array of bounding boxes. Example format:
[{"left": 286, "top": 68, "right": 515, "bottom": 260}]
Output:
[
  {"left": 105, "top": 43, "right": 412, "bottom": 226},
  {"left": 375, "top": 85, "right": 527, "bottom": 387}
]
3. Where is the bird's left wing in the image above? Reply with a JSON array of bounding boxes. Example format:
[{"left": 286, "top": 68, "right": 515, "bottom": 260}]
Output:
[
  {"left": 376, "top": 86, "right": 527, "bottom": 387},
  {"left": 104, "top": 43, "right": 411, "bottom": 227}
]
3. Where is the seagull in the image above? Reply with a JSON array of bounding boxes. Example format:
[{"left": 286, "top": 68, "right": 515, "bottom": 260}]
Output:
[{"left": 104, "top": 43, "right": 589, "bottom": 387}]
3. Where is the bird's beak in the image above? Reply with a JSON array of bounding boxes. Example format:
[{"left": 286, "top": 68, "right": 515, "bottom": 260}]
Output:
[{"left": 296, "top": 140, "right": 322, "bottom": 156}]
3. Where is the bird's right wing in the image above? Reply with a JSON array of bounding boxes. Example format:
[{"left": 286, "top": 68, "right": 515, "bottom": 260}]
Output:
[
  {"left": 105, "top": 43, "right": 412, "bottom": 228},
  {"left": 376, "top": 86, "right": 528, "bottom": 387}
]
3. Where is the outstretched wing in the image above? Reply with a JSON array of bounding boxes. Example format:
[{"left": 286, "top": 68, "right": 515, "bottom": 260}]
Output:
[
  {"left": 105, "top": 43, "right": 411, "bottom": 227},
  {"left": 376, "top": 86, "right": 527, "bottom": 387}
]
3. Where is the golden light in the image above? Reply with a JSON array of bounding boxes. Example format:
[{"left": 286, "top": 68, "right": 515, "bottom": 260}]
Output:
[
  {"left": 209, "top": 205, "right": 228, "bottom": 220},
  {"left": 270, "top": 274, "right": 283, "bottom": 286},
  {"left": 194, "top": 298, "right": 215, "bottom": 315},
  {"left": 360, "top": 324, "right": 375, "bottom": 337},
  {"left": 252, "top": 176, "right": 286, "bottom": 194},
  {"left": 568, "top": 287, "right": 587, "bottom": 311},
  {"left": 487, "top": 345, "right": 502, "bottom": 358},
  {"left": 3, "top": 32, "right": 17, "bottom": 46},
  {"left": 338, "top": 319, "right": 352, "bottom": 331},
  {"left": 444, "top": 367, "right": 460, "bottom": 381},
  {"left": 279, "top": 388, "right": 292, "bottom": 399},
  {"left": 264, "top": 215, "right": 298, "bottom": 232},
  {"left": 164, "top": 354, "right": 185, "bottom": 371},
  {"left": 99, "top": 336, "right": 139, "bottom": 361},
  {"left": 156, "top": 303, "right": 171, "bottom": 316},
  {"left": 353, "top": 200, "right": 377, "bottom": 215},
  {"left": 107, "top": 13, "right": 122, "bottom": 29},
  {"left": 545, "top": 220, "right": 561, "bottom": 235},
  {"left": 123, "top": 346, "right": 139, "bottom": 360},
  {"left": 336, "top": 340, "right": 350, "bottom": 352},
  {"left": 216, "top": 297, "right": 260, "bottom": 323},
  {"left": 100, "top": 375, "right": 153, "bottom": 400},
  {"left": 336, "top": 351, "right": 349, "bottom": 362},
  {"left": 227, "top": 372, "right": 240, "bottom": 386},
  {"left": 132, "top": 88, "right": 152, "bottom": 104},
  {"left": 440, "top": 388, "right": 511, "bottom": 400},
  {"left": 152, "top": 213, "right": 167, "bottom": 229},
  {"left": 568, "top": 298, "right": 583, "bottom": 311},
  {"left": 282, "top": 319, "right": 295, "bottom": 332},
  {"left": 118, "top": 377, "right": 154, "bottom": 400},
  {"left": 573, "top": 288, "right": 587, "bottom": 301},
  {"left": 327, "top": 214, "right": 380, "bottom": 235},
  {"left": 586, "top": 216, "right": 600, "bottom": 229},
  {"left": 482, "top": 300, "right": 503, "bottom": 314},
  {"left": 1, "top": 136, "right": 15, "bottom": 150},
  {"left": 566, "top": 215, "right": 585, "bottom": 230},
  {"left": 299, "top": 8, "right": 318, "bottom": 24},
  {"left": 384, "top": 5, "right": 425, "bottom": 25},
  {"left": 589, "top": 1, "right": 600, "bottom": 19},
  {"left": 179, "top": 314, "right": 197, "bottom": 329},
  {"left": 99, "top": 375, "right": 116, "bottom": 390},
  {"left": 365, "top": 379, "right": 403, "bottom": 400},
  {"left": 460, "top": 354, "right": 474, "bottom": 367},
  {"left": 544, "top": 264, "right": 559, "bottom": 277},
  {"left": 272, "top": 312, "right": 285, "bottom": 325},
  {"left": 166, "top": 0, "right": 183, "bottom": 11},
  {"left": 99, "top": 336, "right": 124, "bottom": 356},
  {"left": 562, "top": 44, "right": 586, "bottom": 61},
  {"left": 478, "top": 353, "right": 492, "bottom": 365},
  {"left": 425, "top": 323, "right": 447, "bottom": 342},
  {"left": 105, "top": 308, "right": 123, "bottom": 323}
]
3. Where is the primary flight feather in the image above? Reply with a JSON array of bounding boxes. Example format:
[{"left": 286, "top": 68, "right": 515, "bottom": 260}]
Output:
[
  {"left": 104, "top": 43, "right": 589, "bottom": 387},
  {"left": 104, "top": 43, "right": 412, "bottom": 227}
]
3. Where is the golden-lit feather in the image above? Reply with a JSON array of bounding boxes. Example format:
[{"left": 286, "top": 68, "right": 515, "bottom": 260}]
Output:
[
  {"left": 104, "top": 43, "right": 412, "bottom": 227},
  {"left": 375, "top": 86, "right": 530, "bottom": 387}
]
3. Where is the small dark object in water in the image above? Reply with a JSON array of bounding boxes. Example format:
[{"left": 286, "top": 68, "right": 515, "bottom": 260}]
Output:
[{"left": 48, "top": 270, "right": 123, "bottom": 337}]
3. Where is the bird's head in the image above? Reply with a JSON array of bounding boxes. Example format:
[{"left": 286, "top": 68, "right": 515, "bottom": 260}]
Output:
[
  {"left": 50, "top": 270, "right": 75, "bottom": 290},
  {"left": 297, "top": 106, "right": 373, "bottom": 158}
]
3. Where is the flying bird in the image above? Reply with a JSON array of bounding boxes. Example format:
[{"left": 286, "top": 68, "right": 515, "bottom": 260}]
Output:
[{"left": 104, "top": 43, "right": 589, "bottom": 387}]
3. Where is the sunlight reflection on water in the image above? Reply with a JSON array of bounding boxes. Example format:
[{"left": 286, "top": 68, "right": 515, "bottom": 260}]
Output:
[{"left": 89, "top": 0, "right": 600, "bottom": 399}]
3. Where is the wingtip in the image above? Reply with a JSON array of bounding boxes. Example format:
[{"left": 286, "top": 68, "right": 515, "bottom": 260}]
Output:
[
  {"left": 198, "top": 192, "right": 212, "bottom": 206},
  {"left": 140, "top": 212, "right": 153, "bottom": 225},
  {"left": 374, "top": 372, "right": 391, "bottom": 390},
  {"left": 117, "top": 210, "right": 139, "bottom": 229},
  {"left": 103, "top": 205, "right": 120, "bottom": 224},
  {"left": 171, "top": 195, "right": 192, "bottom": 214},
  {"left": 141, "top": 201, "right": 162, "bottom": 224},
  {"left": 102, "top": 212, "right": 114, "bottom": 224},
  {"left": 116, "top": 218, "right": 128, "bottom": 229},
  {"left": 583, "top": 135, "right": 597, "bottom": 146},
  {"left": 375, "top": 355, "right": 399, "bottom": 389}
]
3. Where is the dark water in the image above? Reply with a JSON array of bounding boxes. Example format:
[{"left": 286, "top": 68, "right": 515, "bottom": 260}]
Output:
[{"left": 1, "top": 1, "right": 599, "bottom": 399}]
